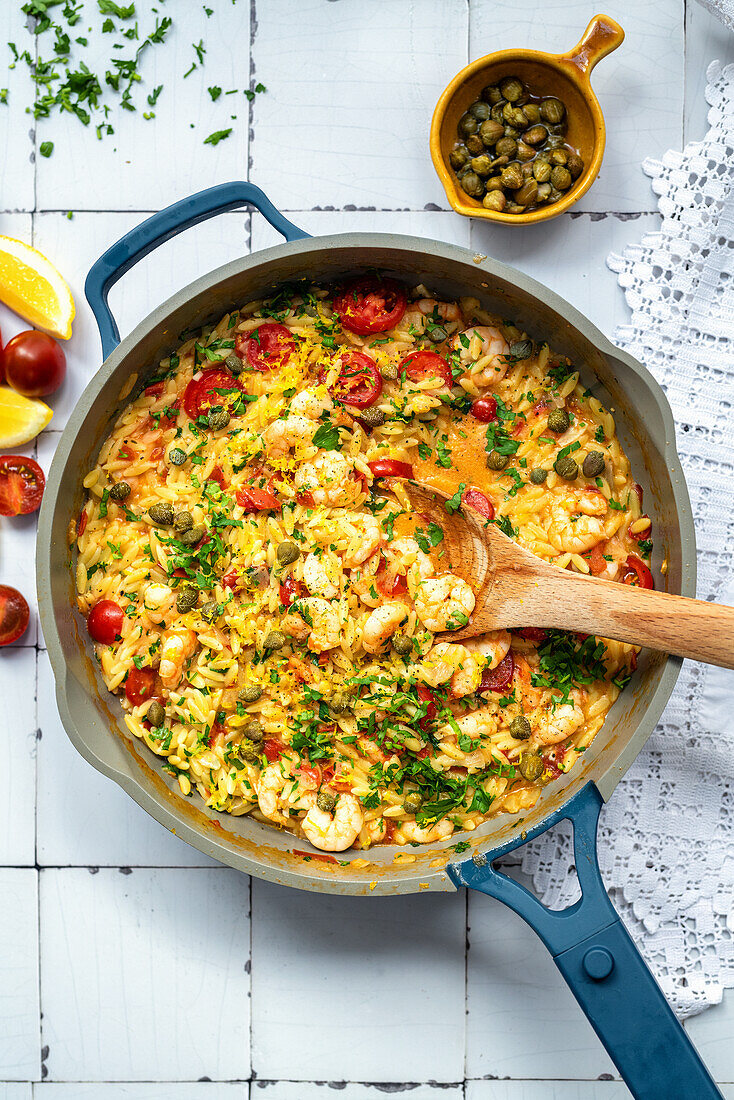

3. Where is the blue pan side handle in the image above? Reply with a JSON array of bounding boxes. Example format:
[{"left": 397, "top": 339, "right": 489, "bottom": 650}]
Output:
[
  {"left": 85, "top": 182, "right": 309, "bottom": 359},
  {"left": 449, "top": 782, "right": 722, "bottom": 1100}
]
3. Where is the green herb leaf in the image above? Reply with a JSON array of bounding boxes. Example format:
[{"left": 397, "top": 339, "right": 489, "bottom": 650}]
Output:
[
  {"left": 311, "top": 421, "right": 341, "bottom": 451},
  {"left": 203, "top": 127, "right": 232, "bottom": 146},
  {"left": 39, "top": 140, "right": 54, "bottom": 157}
]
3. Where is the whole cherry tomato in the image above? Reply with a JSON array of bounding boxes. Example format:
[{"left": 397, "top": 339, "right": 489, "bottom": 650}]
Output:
[
  {"left": 3, "top": 330, "right": 66, "bottom": 397},
  {"left": 124, "top": 666, "right": 156, "bottom": 706},
  {"left": 368, "top": 458, "right": 413, "bottom": 480},
  {"left": 333, "top": 277, "right": 407, "bottom": 335},
  {"left": 471, "top": 396, "right": 497, "bottom": 422},
  {"left": 0, "top": 585, "right": 30, "bottom": 645},
  {"left": 183, "top": 368, "right": 242, "bottom": 421},
  {"left": 0, "top": 455, "right": 45, "bottom": 516},
  {"left": 399, "top": 350, "right": 453, "bottom": 389},
  {"left": 87, "top": 600, "right": 124, "bottom": 644},
  {"left": 236, "top": 323, "right": 296, "bottom": 372}
]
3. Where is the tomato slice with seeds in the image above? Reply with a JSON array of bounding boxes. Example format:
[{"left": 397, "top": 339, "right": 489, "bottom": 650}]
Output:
[
  {"left": 416, "top": 683, "right": 439, "bottom": 731},
  {"left": 0, "top": 585, "right": 30, "bottom": 645},
  {"left": 144, "top": 380, "right": 165, "bottom": 397},
  {"left": 86, "top": 600, "right": 124, "bottom": 645},
  {"left": 461, "top": 487, "right": 494, "bottom": 521},
  {"left": 236, "top": 485, "right": 281, "bottom": 513},
  {"left": 399, "top": 350, "right": 453, "bottom": 389},
  {"left": 478, "top": 651, "right": 515, "bottom": 693},
  {"left": 263, "top": 738, "right": 284, "bottom": 763},
  {"left": 77, "top": 507, "right": 88, "bottom": 537},
  {"left": 237, "top": 322, "right": 296, "bottom": 372},
  {"left": 221, "top": 569, "right": 242, "bottom": 590},
  {"left": 333, "top": 277, "right": 407, "bottom": 335},
  {"left": 621, "top": 555, "right": 654, "bottom": 590},
  {"left": 124, "top": 666, "right": 156, "bottom": 706},
  {"left": 208, "top": 465, "right": 227, "bottom": 490},
  {"left": 322, "top": 351, "right": 382, "bottom": 409},
  {"left": 515, "top": 627, "right": 547, "bottom": 645},
  {"left": 376, "top": 559, "right": 408, "bottom": 597},
  {"left": 471, "top": 396, "right": 497, "bottom": 422},
  {"left": 368, "top": 458, "right": 413, "bottom": 480},
  {"left": 279, "top": 576, "right": 306, "bottom": 607},
  {"left": 0, "top": 455, "right": 45, "bottom": 516},
  {"left": 183, "top": 368, "right": 242, "bottom": 421}
]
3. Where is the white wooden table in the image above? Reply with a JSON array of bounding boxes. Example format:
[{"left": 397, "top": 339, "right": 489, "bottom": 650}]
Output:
[{"left": 2, "top": 2, "right": 734, "bottom": 1097}]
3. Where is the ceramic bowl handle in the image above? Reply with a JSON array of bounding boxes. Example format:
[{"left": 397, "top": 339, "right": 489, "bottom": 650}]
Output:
[{"left": 560, "top": 14, "right": 625, "bottom": 77}]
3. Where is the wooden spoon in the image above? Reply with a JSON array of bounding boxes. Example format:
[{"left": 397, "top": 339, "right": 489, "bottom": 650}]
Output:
[{"left": 403, "top": 482, "right": 734, "bottom": 669}]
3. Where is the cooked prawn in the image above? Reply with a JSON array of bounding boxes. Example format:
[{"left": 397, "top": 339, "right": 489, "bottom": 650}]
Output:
[
  {"left": 403, "top": 298, "right": 462, "bottom": 334},
  {"left": 258, "top": 755, "right": 317, "bottom": 826},
  {"left": 538, "top": 694, "right": 586, "bottom": 745},
  {"left": 282, "top": 596, "right": 342, "bottom": 653},
  {"left": 399, "top": 817, "right": 454, "bottom": 844},
  {"left": 262, "top": 414, "right": 316, "bottom": 457},
  {"left": 303, "top": 551, "right": 341, "bottom": 599},
  {"left": 451, "top": 703, "right": 500, "bottom": 741},
  {"left": 142, "top": 582, "right": 176, "bottom": 625},
  {"left": 288, "top": 385, "right": 334, "bottom": 420},
  {"left": 387, "top": 537, "right": 434, "bottom": 597},
  {"left": 295, "top": 451, "right": 360, "bottom": 507},
  {"left": 464, "top": 630, "right": 512, "bottom": 669},
  {"left": 301, "top": 792, "right": 364, "bottom": 852},
  {"left": 417, "top": 641, "right": 484, "bottom": 696},
  {"left": 362, "top": 600, "right": 410, "bottom": 654},
  {"left": 159, "top": 626, "right": 197, "bottom": 689},
  {"left": 412, "top": 574, "right": 475, "bottom": 632},
  {"left": 547, "top": 501, "right": 606, "bottom": 554},
  {"left": 453, "top": 325, "right": 511, "bottom": 387},
  {"left": 341, "top": 514, "right": 383, "bottom": 568}
]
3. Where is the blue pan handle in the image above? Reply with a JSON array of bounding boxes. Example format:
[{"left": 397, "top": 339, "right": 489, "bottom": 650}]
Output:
[
  {"left": 450, "top": 782, "right": 722, "bottom": 1100},
  {"left": 85, "top": 182, "right": 309, "bottom": 359}
]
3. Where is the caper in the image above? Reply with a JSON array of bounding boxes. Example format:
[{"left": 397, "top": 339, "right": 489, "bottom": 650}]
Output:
[
  {"left": 503, "top": 125, "right": 520, "bottom": 140},
  {"left": 486, "top": 450, "right": 509, "bottom": 471},
  {"left": 200, "top": 600, "right": 219, "bottom": 623},
  {"left": 490, "top": 101, "right": 506, "bottom": 123},
  {"left": 329, "top": 691, "right": 353, "bottom": 714},
  {"left": 360, "top": 406, "right": 387, "bottom": 428},
  {"left": 500, "top": 163, "right": 524, "bottom": 190},
  {"left": 458, "top": 112, "right": 478, "bottom": 137},
  {"left": 486, "top": 175, "right": 505, "bottom": 192},
  {"left": 540, "top": 97, "right": 565, "bottom": 124},
  {"left": 509, "top": 339, "right": 533, "bottom": 360},
  {"left": 391, "top": 633, "right": 413, "bottom": 655},
  {"left": 482, "top": 84, "right": 502, "bottom": 105},
  {"left": 238, "top": 738, "right": 260, "bottom": 765},
  {"left": 483, "top": 190, "right": 506, "bottom": 213},
  {"left": 524, "top": 124, "right": 548, "bottom": 147},
  {"left": 495, "top": 136, "right": 517, "bottom": 158},
  {"left": 529, "top": 467, "right": 548, "bottom": 485},
  {"left": 460, "top": 171, "right": 485, "bottom": 198},
  {"left": 550, "top": 148, "right": 569, "bottom": 167},
  {"left": 146, "top": 700, "right": 165, "bottom": 728},
  {"left": 510, "top": 715, "right": 532, "bottom": 740},
  {"left": 547, "top": 407, "right": 570, "bottom": 434},
  {"left": 502, "top": 104, "right": 528, "bottom": 129},
  {"left": 545, "top": 133, "right": 566, "bottom": 150},
  {"left": 263, "top": 630, "right": 286, "bottom": 651},
  {"left": 523, "top": 103, "right": 541, "bottom": 124},
  {"left": 536, "top": 182, "right": 552, "bottom": 202},
  {"left": 178, "top": 522, "right": 206, "bottom": 546},
  {"left": 519, "top": 753, "right": 544, "bottom": 781},
  {"left": 238, "top": 685, "right": 263, "bottom": 704},
  {"left": 582, "top": 451, "right": 606, "bottom": 479},
  {"left": 554, "top": 454, "right": 579, "bottom": 481},
  {"left": 225, "top": 353, "right": 244, "bottom": 376},
  {"left": 514, "top": 179, "right": 538, "bottom": 207},
  {"left": 177, "top": 584, "right": 199, "bottom": 613},
  {"left": 505, "top": 201, "right": 526, "bottom": 214},
  {"left": 208, "top": 407, "right": 231, "bottom": 432},
  {"left": 243, "top": 719, "right": 264, "bottom": 743},
  {"left": 148, "top": 502, "right": 174, "bottom": 526},
  {"left": 515, "top": 140, "right": 535, "bottom": 163},
  {"left": 469, "top": 100, "right": 491, "bottom": 121},
  {"left": 547, "top": 186, "right": 563, "bottom": 204},
  {"left": 277, "top": 541, "right": 300, "bottom": 566},
  {"left": 465, "top": 134, "right": 485, "bottom": 156},
  {"left": 479, "top": 119, "right": 504, "bottom": 146},
  {"left": 533, "top": 159, "right": 552, "bottom": 183},
  {"left": 427, "top": 325, "right": 448, "bottom": 345},
  {"left": 449, "top": 147, "right": 469, "bottom": 170},
  {"left": 173, "top": 510, "right": 194, "bottom": 533},
  {"left": 380, "top": 362, "right": 399, "bottom": 381},
  {"left": 317, "top": 790, "right": 337, "bottom": 813},
  {"left": 471, "top": 155, "right": 494, "bottom": 178},
  {"left": 567, "top": 152, "right": 584, "bottom": 179},
  {"left": 499, "top": 76, "right": 524, "bottom": 103},
  {"left": 403, "top": 790, "right": 424, "bottom": 814},
  {"left": 551, "top": 166, "right": 572, "bottom": 192},
  {"left": 109, "top": 481, "right": 131, "bottom": 502},
  {"left": 168, "top": 447, "right": 187, "bottom": 466}
]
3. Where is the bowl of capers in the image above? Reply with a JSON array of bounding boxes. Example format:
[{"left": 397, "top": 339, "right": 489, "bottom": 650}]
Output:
[{"left": 430, "top": 14, "right": 624, "bottom": 223}]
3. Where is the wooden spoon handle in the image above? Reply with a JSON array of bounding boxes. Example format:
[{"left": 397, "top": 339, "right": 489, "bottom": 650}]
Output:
[{"left": 525, "top": 569, "right": 734, "bottom": 669}]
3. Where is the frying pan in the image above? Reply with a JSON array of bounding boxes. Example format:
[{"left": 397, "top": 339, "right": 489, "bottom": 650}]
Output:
[{"left": 37, "top": 181, "right": 722, "bottom": 1100}]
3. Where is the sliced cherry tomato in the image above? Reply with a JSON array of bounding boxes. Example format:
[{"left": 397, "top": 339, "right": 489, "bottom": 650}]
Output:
[
  {"left": 86, "top": 599, "right": 124, "bottom": 645},
  {"left": 376, "top": 559, "right": 408, "bottom": 597},
  {"left": 221, "top": 569, "right": 242, "bottom": 590},
  {"left": 633, "top": 483, "right": 644, "bottom": 506},
  {"left": 235, "top": 485, "right": 281, "bottom": 513},
  {"left": 471, "top": 396, "right": 497, "bottom": 422},
  {"left": 629, "top": 515, "right": 652, "bottom": 541},
  {"left": 124, "top": 666, "right": 156, "bottom": 706},
  {"left": 0, "top": 585, "right": 30, "bottom": 645},
  {"left": 207, "top": 721, "right": 226, "bottom": 749},
  {"left": 144, "top": 380, "right": 165, "bottom": 397},
  {"left": 478, "top": 651, "right": 515, "bottom": 693},
  {"left": 3, "top": 330, "right": 66, "bottom": 397},
  {"left": 461, "top": 487, "right": 494, "bottom": 521},
  {"left": 279, "top": 576, "right": 306, "bottom": 607},
  {"left": 263, "top": 738, "right": 284, "bottom": 763},
  {"left": 322, "top": 351, "right": 382, "bottom": 408},
  {"left": 585, "top": 542, "right": 608, "bottom": 577},
  {"left": 208, "top": 465, "right": 227, "bottom": 490},
  {"left": 368, "top": 458, "right": 413, "bottom": 480},
  {"left": 183, "top": 367, "right": 242, "bottom": 421},
  {"left": 621, "top": 554, "right": 654, "bottom": 589},
  {"left": 77, "top": 507, "right": 88, "bottom": 537},
  {"left": 399, "top": 350, "right": 453, "bottom": 389},
  {"left": 0, "top": 326, "right": 4, "bottom": 384},
  {"left": 416, "top": 683, "right": 438, "bottom": 731},
  {"left": 333, "top": 277, "right": 407, "bottom": 335},
  {"left": 237, "top": 322, "right": 296, "bottom": 372},
  {"left": 515, "top": 627, "right": 548, "bottom": 645},
  {"left": 0, "top": 455, "right": 45, "bottom": 516}
]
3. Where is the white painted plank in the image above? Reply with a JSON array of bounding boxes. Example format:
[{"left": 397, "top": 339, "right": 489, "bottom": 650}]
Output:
[
  {"left": 0, "top": 1086, "right": 32, "bottom": 1100},
  {"left": 466, "top": 1084, "right": 630, "bottom": 1099},
  {"left": 0, "top": 648, "right": 36, "bottom": 864},
  {"left": 33, "top": 1086, "right": 246, "bottom": 1099},
  {"left": 251, "top": 881, "right": 465, "bottom": 1082},
  {"left": 466, "top": 893, "right": 617, "bottom": 1079},
  {"left": 40, "top": 868, "right": 250, "bottom": 1081},
  {"left": 469, "top": 0, "right": 684, "bottom": 212},
  {"left": 685, "top": 989, "right": 734, "bottom": 1084},
  {"left": 684, "top": 0, "right": 734, "bottom": 144},
  {"left": 250, "top": 209, "right": 472, "bottom": 254},
  {"left": 253, "top": 1086, "right": 463, "bottom": 1100},
  {"left": 250, "top": 0, "right": 468, "bottom": 211},
  {"left": 0, "top": 870, "right": 40, "bottom": 1081},
  {"left": 35, "top": 649, "right": 217, "bottom": 867},
  {"left": 34, "top": 6, "right": 250, "bottom": 211}
]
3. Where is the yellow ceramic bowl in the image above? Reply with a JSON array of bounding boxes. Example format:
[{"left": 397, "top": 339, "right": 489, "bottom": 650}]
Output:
[{"left": 430, "top": 14, "right": 624, "bottom": 225}]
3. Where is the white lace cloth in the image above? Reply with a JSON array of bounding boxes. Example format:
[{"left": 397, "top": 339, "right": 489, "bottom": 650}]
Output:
[{"left": 520, "top": 61, "right": 734, "bottom": 1019}]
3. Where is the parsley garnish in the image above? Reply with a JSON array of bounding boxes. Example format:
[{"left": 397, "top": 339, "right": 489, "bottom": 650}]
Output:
[
  {"left": 311, "top": 421, "right": 341, "bottom": 451},
  {"left": 203, "top": 127, "right": 232, "bottom": 146}
]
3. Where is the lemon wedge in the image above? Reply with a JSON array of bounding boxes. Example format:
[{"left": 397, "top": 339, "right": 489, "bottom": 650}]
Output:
[
  {"left": 0, "top": 385, "right": 53, "bottom": 446},
  {"left": 0, "top": 235, "right": 75, "bottom": 340}
]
